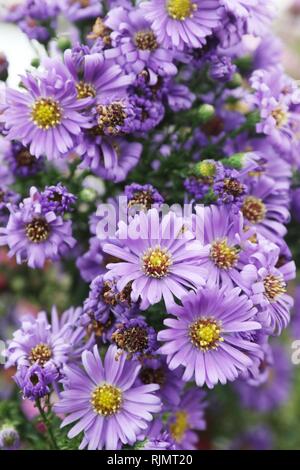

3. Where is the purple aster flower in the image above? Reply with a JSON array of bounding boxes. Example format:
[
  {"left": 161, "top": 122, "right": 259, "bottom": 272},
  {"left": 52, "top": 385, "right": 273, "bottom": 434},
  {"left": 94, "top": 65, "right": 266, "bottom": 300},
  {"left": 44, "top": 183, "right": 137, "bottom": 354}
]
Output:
[
  {"left": 54, "top": 344, "right": 162, "bottom": 450},
  {"left": 125, "top": 183, "right": 164, "bottom": 211},
  {"left": 159, "top": 286, "right": 261, "bottom": 389},
  {"left": 104, "top": 7, "right": 177, "bottom": 80},
  {"left": 14, "top": 363, "right": 56, "bottom": 400},
  {"left": 4, "top": 59, "right": 92, "bottom": 160},
  {"left": 40, "top": 183, "right": 76, "bottom": 215},
  {"left": 235, "top": 344, "right": 292, "bottom": 412},
  {"left": 240, "top": 242, "right": 295, "bottom": 335},
  {"left": 4, "top": 311, "right": 70, "bottom": 372},
  {"left": 60, "top": 0, "right": 102, "bottom": 22},
  {"left": 241, "top": 175, "right": 290, "bottom": 244},
  {"left": 112, "top": 317, "right": 157, "bottom": 359},
  {"left": 0, "top": 426, "right": 20, "bottom": 450},
  {"left": 0, "top": 187, "right": 76, "bottom": 269},
  {"left": 250, "top": 67, "right": 300, "bottom": 153},
  {"left": 167, "top": 388, "right": 206, "bottom": 450},
  {"left": 193, "top": 205, "right": 257, "bottom": 288},
  {"left": 138, "top": 357, "right": 183, "bottom": 409},
  {"left": 4, "top": 141, "right": 45, "bottom": 178},
  {"left": 0, "top": 186, "right": 20, "bottom": 225},
  {"left": 103, "top": 208, "right": 207, "bottom": 310},
  {"left": 140, "top": 0, "right": 223, "bottom": 51}
]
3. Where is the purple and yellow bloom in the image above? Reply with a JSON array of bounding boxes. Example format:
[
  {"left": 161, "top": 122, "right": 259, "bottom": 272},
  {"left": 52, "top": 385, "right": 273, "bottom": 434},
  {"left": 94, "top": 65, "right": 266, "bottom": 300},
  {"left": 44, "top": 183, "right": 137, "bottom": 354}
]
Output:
[
  {"left": 103, "top": 208, "right": 207, "bottom": 309},
  {"left": 159, "top": 286, "right": 261, "bottom": 388},
  {"left": 141, "top": 0, "right": 223, "bottom": 51},
  {"left": 54, "top": 345, "right": 162, "bottom": 450}
]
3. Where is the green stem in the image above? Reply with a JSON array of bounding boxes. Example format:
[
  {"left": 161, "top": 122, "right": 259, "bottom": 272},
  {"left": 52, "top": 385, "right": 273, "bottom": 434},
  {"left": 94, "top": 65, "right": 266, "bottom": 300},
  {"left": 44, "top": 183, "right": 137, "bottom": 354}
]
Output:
[{"left": 36, "top": 398, "right": 58, "bottom": 450}]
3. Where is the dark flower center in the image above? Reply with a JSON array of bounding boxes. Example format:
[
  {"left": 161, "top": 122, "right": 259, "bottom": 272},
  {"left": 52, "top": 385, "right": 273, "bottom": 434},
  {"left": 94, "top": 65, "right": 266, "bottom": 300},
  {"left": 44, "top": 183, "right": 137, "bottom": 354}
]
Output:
[
  {"left": 263, "top": 274, "right": 287, "bottom": 300},
  {"left": 29, "top": 343, "right": 52, "bottom": 366},
  {"left": 135, "top": 31, "right": 158, "bottom": 51},
  {"left": 25, "top": 218, "right": 50, "bottom": 243},
  {"left": 140, "top": 367, "right": 165, "bottom": 386},
  {"left": 91, "top": 384, "right": 122, "bottom": 416},
  {"left": 31, "top": 98, "right": 62, "bottom": 129},
  {"left": 189, "top": 317, "right": 223, "bottom": 351},
  {"left": 76, "top": 81, "right": 96, "bottom": 99},
  {"left": 242, "top": 196, "right": 266, "bottom": 224},
  {"left": 128, "top": 190, "right": 154, "bottom": 210},
  {"left": 30, "top": 373, "right": 39, "bottom": 385},
  {"left": 96, "top": 102, "right": 127, "bottom": 135},
  {"left": 142, "top": 246, "right": 172, "bottom": 278},
  {"left": 16, "top": 148, "right": 36, "bottom": 167},
  {"left": 222, "top": 178, "right": 245, "bottom": 197},
  {"left": 112, "top": 326, "right": 149, "bottom": 355},
  {"left": 210, "top": 239, "right": 240, "bottom": 270}
]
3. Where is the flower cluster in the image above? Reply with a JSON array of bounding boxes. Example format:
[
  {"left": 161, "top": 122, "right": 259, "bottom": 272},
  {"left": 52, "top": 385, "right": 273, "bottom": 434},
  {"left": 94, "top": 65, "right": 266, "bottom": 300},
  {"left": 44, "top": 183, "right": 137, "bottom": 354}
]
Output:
[{"left": 1, "top": 0, "right": 299, "bottom": 452}]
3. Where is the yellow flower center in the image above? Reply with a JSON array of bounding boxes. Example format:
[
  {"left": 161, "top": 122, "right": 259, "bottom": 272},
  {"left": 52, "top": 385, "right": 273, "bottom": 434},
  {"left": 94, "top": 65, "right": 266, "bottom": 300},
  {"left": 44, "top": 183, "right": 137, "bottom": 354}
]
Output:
[
  {"left": 263, "top": 274, "right": 287, "bottom": 301},
  {"left": 170, "top": 411, "right": 189, "bottom": 442},
  {"left": 96, "top": 102, "right": 127, "bottom": 135},
  {"left": 91, "top": 384, "right": 122, "bottom": 416},
  {"left": 25, "top": 218, "right": 50, "bottom": 243},
  {"left": 142, "top": 246, "right": 172, "bottom": 278},
  {"left": 76, "top": 81, "right": 96, "bottom": 99},
  {"left": 210, "top": 239, "right": 240, "bottom": 270},
  {"left": 271, "top": 107, "right": 288, "bottom": 128},
  {"left": 31, "top": 98, "right": 62, "bottom": 129},
  {"left": 167, "top": 0, "right": 197, "bottom": 20},
  {"left": 29, "top": 343, "right": 52, "bottom": 366},
  {"left": 189, "top": 317, "right": 224, "bottom": 351},
  {"left": 135, "top": 31, "right": 158, "bottom": 51},
  {"left": 242, "top": 196, "right": 266, "bottom": 224}
]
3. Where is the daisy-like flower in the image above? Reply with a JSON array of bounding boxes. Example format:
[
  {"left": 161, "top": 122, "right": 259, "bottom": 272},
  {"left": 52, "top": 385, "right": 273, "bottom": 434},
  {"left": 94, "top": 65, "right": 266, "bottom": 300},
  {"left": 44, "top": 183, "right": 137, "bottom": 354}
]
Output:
[
  {"left": 250, "top": 67, "right": 300, "bottom": 153},
  {"left": 4, "top": 141, "right": 45, "bottom": 178},
  {"left": 103, "top": 208, "right": 208, "bottom": 310},
  {"left": 193, "top": 205, "right": 257, "bottom": 288},
  {"left": 240, "top": 242, "right": 295, "bottom": 335},
  {"left": 3, "top": 59, "right": 92, "bottom": 160},
  {"left": 4, "top": 311, "right": 70, "bottom": 371},
  {"left": 54, "top": 345, "right": 162, "bottom": 450},
  {"left": 140, "top": 0, "right": 223, "bottom": 51},
  {"left": 104, "top": 7, "right": 177, "bottom": 81},
  {"left": 241, "top": 175, "right": 290, "bottom": 244},
  {"left": 0, "top": 187, "right": 76, "bottom": 269},
  {"left": 125, "top": 183, "right": 164, "bottom": 211},
  {"left": 167, "top": 388, "right": 206, "bottom": 450},
  {"left": 158, "top": 286, "right": 261, "bottom": 389}
]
